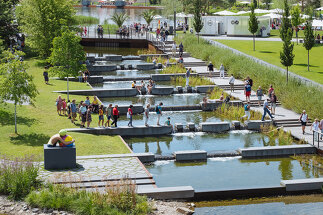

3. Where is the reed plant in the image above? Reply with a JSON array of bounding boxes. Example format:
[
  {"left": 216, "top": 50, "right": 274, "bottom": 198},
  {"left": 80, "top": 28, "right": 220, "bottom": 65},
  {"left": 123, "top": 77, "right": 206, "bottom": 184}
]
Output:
[
  {"left": 161, "top": 64, "right": 186, "bottom": 74},
  {"left": 146, "top": 56, "right": 177, "bottom": 64},
  {"left": 175, "top": 34, "right": 323, "bottom": 119},
  {"left": 26, "top": 179, "right": 151, "bottom": 215},
  {"left": 137, "top": 49, "right": 158, "bottom": 55},
  {"left": 260, "top": 125, "right": 294, "bottom": 145},
  {"left": 208, "top": 87, "right": 228, "bottom": 100},
  {"left": 73, "top": 15, "right": 99, "bottom": 25},
  {"left": 214, "top": 103, "right": 263, "bottom": 122},
  {"left": 0, "top": 155, "right": 40, "bottom": 200},
  {"left": 170, "top": 76, "right": 214, "bottom": 87}
]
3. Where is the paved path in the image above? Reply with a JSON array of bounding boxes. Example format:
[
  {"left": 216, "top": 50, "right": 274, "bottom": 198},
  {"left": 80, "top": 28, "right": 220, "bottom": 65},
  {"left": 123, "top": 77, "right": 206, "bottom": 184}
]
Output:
[{"left": 203, "top": 35, "right": 299, "bottom": 42}]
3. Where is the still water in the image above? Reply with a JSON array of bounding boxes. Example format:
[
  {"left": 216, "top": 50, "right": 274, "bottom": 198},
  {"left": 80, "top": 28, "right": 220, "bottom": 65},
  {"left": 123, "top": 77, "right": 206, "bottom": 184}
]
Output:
[
  {"left": 92, "top": 81, "right": 171, "bottom": 89},
  {"left": 92, "top": 69, "right": 162, "bottom": 79}
]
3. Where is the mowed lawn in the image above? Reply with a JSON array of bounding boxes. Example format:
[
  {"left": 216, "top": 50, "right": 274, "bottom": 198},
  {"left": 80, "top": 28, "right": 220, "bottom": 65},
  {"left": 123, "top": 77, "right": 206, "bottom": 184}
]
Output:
[
  {"left": 215, "top": 40, "right": 323, "bottom": 84},
  {"left": 0, "top": 59, "right": 130, "bottom": 159}
]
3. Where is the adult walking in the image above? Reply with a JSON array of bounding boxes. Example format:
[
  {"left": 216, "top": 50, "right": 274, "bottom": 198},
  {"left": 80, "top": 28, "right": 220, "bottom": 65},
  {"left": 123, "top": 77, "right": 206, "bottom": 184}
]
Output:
[
  {"left": 241, "top": 102, "right": 251, "bottom": 122},
  {"left": 270, "top": 92, "right": 277, "bottom": 115},
  {"left": 172, "top": 42, "right": 177, "bottom": 57},
  {"left": 179, "top": 42, "right": 184, "bottom": 56},
  {"left": 43, "top": 67, "right": 49, "bottom": 84},
  {"left": 127, "top": 105, "right": 133, "bottom": 127},
  {"left": 207, "top": 62, "right": 214, "bottom": 77},
  {"left": 262, "top": 99, "right": 274, "bottom": 121},
  {"left": 185, "top": 68, "right": 191, "bottom": 87},
  {"left": 311, "top": 118, "right": 320, "bottom": 141},
  {"left": 299, "top": 110, "right": 308, "bottom": 135},
  {"left": 244, "top": 81, "right": 251, "bottom": 102},
  {"left": 111, "top": 105, "right": 119, "bottom": 128},
  {"left": 219, "top": 64, "right": 225, "bottom": 78},
  {"left": 268, "top": 85, "right": 274, "bottom": 98},
  {"left": 156, "top": 102, "right": 163, "bottom": 126},
  {"left": 256, "top": 86, "right": 263, "bottom": 107},
  {"left": 145, "top": 104, "right": 150, "bottom": 127},
  {"left": 228, "top": 74, "right": 235, "bottom": 92}
]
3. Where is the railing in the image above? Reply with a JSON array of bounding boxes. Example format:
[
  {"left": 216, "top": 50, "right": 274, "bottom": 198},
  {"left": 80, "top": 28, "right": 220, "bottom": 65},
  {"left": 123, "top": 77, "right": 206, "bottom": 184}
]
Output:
[{"left": 313, "top": 130, "right": 322, "bottom": 148}]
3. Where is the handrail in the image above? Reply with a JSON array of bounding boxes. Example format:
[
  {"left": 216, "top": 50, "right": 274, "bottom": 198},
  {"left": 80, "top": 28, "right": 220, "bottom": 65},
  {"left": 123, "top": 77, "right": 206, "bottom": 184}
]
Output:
[{"left": 313, "top": 130, "right": 322, "bottom": 148}]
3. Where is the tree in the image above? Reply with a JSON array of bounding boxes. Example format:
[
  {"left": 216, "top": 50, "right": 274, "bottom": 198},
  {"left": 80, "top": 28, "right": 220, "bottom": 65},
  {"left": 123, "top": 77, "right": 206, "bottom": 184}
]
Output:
[
  {"left": 228, "top": 0, "right": 236, "bottom": 6},
  {"left": 0, "top": 0, "right": 19, "bottom": 47},
  {"left": 193, "top": 0, "right": 204, "bottom": 43},
  {"left": 248, "top": 4, "right": 258, "bottom": 51},
  {"left": 280, "top": 0, "right": 294, "bottom": 83},
  {"left": 291, "top": 5, "right": 302, "bottom": 45},
  {"left": 303, "top": 20, "right": 315, "bottom": 71},
  {"left": 263, "top": 0, "right": 272, "bottom": 10},
  {"left": 17, "top": 0, "right": 75, "bottom": 58},
  {"left": 48, "top": 28, "right": 86, "bottom": 101},
  {"left": 141, "top": 10, "right": 155, "bottom": 27},
  {"left": 111, "top": 13, "right": 129, "bottom": 28},
  {"left": 253, "top": 0, "right": 258, "bottom": 8},
  {"left": 0, "top": 51, "right": 38, "bottom": 133}
]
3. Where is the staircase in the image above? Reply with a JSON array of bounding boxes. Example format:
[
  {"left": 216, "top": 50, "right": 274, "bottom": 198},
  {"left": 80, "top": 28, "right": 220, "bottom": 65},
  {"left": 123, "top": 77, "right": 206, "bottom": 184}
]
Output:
[{"left": 274, "top": 119, "right": 312, "bottom": 127}]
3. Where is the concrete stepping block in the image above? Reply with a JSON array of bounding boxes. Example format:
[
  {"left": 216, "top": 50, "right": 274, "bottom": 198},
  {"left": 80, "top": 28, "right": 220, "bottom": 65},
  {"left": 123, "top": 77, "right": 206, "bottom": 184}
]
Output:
[{"left": 174, "top": 150, "right": 207, "bottom": 161}]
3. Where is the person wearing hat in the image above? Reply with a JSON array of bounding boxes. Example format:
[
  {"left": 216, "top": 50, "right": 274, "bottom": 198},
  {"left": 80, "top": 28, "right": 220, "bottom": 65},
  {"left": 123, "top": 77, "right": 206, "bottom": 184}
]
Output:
[{"left": 47, "top": 129, "right": 75, "bottom": 147}]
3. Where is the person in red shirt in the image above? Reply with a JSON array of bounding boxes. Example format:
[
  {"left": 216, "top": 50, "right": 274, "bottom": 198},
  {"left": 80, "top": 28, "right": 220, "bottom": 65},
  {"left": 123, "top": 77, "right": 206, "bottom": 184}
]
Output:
[
  {"left": 111, "top": 105, "right": 119, "bottom": 127},
  {"left": 127, "top": 105, "right": 133, "bottom": 127}
]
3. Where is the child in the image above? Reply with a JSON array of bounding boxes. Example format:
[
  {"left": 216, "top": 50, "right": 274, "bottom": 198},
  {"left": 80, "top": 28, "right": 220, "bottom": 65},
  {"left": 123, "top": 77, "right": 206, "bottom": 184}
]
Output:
[
  {"left": 165, "top": 117, "right": 171, "bottom": 126},
  {"left": 98, "top": 105, "right": 104, "bottom": 127},
  {"left": 105, "top": 104, "right": 113, "bottom": 127},
  {"left": 62, "top": 99, "right": 67, "bottom": 116},
  {"left": 86, "top": 106, "right": 92, "bottom": 129}
]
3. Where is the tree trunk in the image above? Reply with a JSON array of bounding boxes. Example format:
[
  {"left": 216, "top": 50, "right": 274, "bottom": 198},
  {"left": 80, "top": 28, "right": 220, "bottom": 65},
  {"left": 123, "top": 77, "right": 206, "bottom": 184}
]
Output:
[
  {"left": 14, "top": 103, "right": 17, "bottom": 134},
  {"left": 67, "top": 76, "right": 70, "bottom": 101},
  {"left": 296, "top": 30, "right": 298, "bottom": 45},
  {"left": 307, "top": 50, "right": 310, "bottom": 71},
  {"left": 286, "top": 66, "right": 289, "bottom": 83},
  {"left": 253, "top": 34, "right": 255, "bottom": 51},
  {"left": 198, "top": 33, "right": 200, "bottom": 43}
]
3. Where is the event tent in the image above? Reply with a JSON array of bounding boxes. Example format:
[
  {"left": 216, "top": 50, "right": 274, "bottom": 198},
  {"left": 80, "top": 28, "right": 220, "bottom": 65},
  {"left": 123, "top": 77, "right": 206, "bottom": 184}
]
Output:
[
  {"left": 213, "top": 10, "right": 237, "bottom": 16},
  {"left": 312, "top": 20, "right": 323, "bottom": 27}
]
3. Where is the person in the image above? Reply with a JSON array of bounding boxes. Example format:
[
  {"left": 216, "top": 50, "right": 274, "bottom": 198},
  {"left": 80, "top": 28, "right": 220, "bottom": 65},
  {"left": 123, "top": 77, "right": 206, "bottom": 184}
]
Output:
[
  {"left": 247, "top": 76, "right": 253, "bottom": 88},
  {"left": 244, "top": 81, "right": 251, "bottom": 102},
  {"left": 172, "top": 42, "right": 177, "bottom": 57},
  {"left": 311, "top": 118, "right": 320, "bottom": 141},
  {"left": 84, "top": 70, "right": 90, "bottom": 82},
  {"left": 219, "top": 92, "right": 224, "bottom": 101},
  {"left": 165, "top": 29, "right": 169, "bottom": 41},
  {"left": 92, "top": 96, "right": 99, "bottom": 113},
  {"left": 256, "top": 86, "right": 263, "bottom": 107},
  {"left": 156, "top": 28, "right": 160, "bottom": 38},
  {"left": 179, "top": 42, "right": 184, "bottom": 56},
  {"left": 105, "top": 104, "right": 113, "bottom": 127},
  {"left": 152, "top": 57, "right": 157, "bottom": 66},
  {"left": 229, "top": 74, "right": 235, "bottom": 92},
  {"left": 78, "top": 71, "right": 83, "bottom": 82},
  {"left": 43, "top": 67, "right": 49, "bottom": 84},
  {"left": 270, "top": 92, "right": 277, "bottom": 115},
  {"left": 190, "top": 27, "right": 193, "bottom": 34},
  {"left": 80, "top": 103, "right": 87, "bottom": 128},
  {"left": 207, "top": 62, "right": 214, "bottom": 77},
  {"left": 144, "top": 104, "right": 150, "bottom": 127},
  {"left": 111, "top": 105, "right": 119, "bottom": 127},
  {"left": 268, "top": 85, "right": 274, "bottom": 98},
  {"left": 319, "top": 119, "right": 323, "bottom": 140},
  {"left": 70, "top": 99, "right": 77, "bottom": 124},
  {"left": 67, "top": 100, "right": 71, "bottom": 119},
  {"left": 47, "top": 129, "right": 75, "bottom": 147},
  {"left": 165, "top": 117, "right": 172, "bottom": 126},
  {"left": 56, "top": 95, "right": 63, "bottom": 116},
  {"left": 86, "top": 106, "right": 92, "bottom": 129},
  {"left": 156, "top": 102, "right": 163, "bottom": 126},
  {"left": 165, "top": 58, "right": 170, "bottom": 67},
  {"left": 127, "top": 105, "right": 133, "bottom": 127},
  {"left": 241, "top": 102, "right": 251, "bottom": 122},
  {"left": 178, "top": 56, "right": 184, "bottom": 64},
  {"left": 219, "top": 64, "right": 225, "bottom": 78},
  {"left": 262, "top": 99, "right": 274, "bottom": 121},
  {"left": 98, "top": 105, "right": 104, "bottom": 128},
  {"left": 299, "top": 110, "right": 308, "bottom": 135},
  {"left": 84, "top": 96, "right": 91, "bottom": 106},
  {"left": 202, "top": 97, "right": 209, "bottom": 108},
  {"left": 131, "top": 81, "right": 136, "bottom": 88},
  {"left": 185, "top": 68, "right": 191, "bottom": 87},
  {"left": 62, "top": 99, "right": 67, "bottom": 116},
  {"left": 147, "top": 80, "right": 156, "bottom": 94},
  {"left": 317, "top": 34, "right": 321, "bottom": 40},
  {"left": 224, "top": 95, "right": 231, "bottom": 104}
]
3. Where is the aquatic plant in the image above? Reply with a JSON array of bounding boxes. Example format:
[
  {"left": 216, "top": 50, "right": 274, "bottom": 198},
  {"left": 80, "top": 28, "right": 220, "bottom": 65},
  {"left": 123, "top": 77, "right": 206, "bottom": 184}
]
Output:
[
  {"left": 146, "top": 56, "right": 177, "bottom": 64},
  {"left": 171, "top": 76, "right": 214, "bottom": 87},
  {"left": 214, "top": 103, "right": 263, "bottom": 122},
  {"left": 161, "top": 64, "right": 186, "bottom": 74},
  {"left": 260, "top": 125, "right": 294, "bottom": 145}
]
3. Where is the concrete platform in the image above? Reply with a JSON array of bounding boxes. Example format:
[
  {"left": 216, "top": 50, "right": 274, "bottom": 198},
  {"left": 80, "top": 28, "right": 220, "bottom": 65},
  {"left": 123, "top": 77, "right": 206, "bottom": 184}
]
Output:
[
  {"left": 53, "top": 88, "right": 138, "bottom": 98},
  {"left": 174, "top": 150, "right": 207, "bottom": 161},
  {"left": 151, "top": 87, "right": 174, "bottom": 95},
  {"left": 196, "top": 85, "right": 216, "bottom": 93},
  {"left": 136, "top": 63, "right": 155, "bottom": 70},
  {"left": 247, "top": 120, "right": 273, "bottom": 131},
  {"left": 137, "top": 186, "right": 194, "bottom": 199},
  {"left": 200, "top": 122, "right": 231, "bottom": 133},
  {"left": 281, "top": 178, "right": 323, "bottom": 191},
  {"left": 66, "top": 125, "right": 173, "bottom": 136},
  {"left": 118, "top": 105, "right": 144, "bottom": 115},
  {"left": 239, "top": 145, "right": 317, "bottom": 158},
  {"left": 87, "top": 65, "right": 117, "bottom": 72},
  {"left": 77, "top": 153, "right": 155, "bottom": 163}
]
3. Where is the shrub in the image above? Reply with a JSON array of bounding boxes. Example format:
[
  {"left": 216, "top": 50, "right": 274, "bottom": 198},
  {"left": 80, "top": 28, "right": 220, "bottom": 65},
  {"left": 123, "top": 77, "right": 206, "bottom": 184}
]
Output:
[
  {"left": 0, "top": 155, "right": 40, "bottom": 200},
  {"left": 161, "top": 64, "right": 186, "bottom": 74},
  {"left": 214, "top": 103, "right": 263, "bottom": 122},
  {"left": 175, "top": 34, "right": 323, "bottom": 119},
  {"left": 146, "top": 56, "right": 177, "bottom": 64},
  {"left": 171, "top": 76, "right": 214, "bottom": 87},
  {"left": 26, "top": 180, "right": 151, "bottom": 215},
  {"left": 261, "top": 125, "right": 294, "bottom": 145}
]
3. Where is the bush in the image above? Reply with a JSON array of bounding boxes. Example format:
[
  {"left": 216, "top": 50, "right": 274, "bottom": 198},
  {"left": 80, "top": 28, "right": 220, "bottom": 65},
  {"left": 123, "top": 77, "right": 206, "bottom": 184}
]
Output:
[
  {"left": 161, "top": 64, "right": 186, "bottom": 74},
  {"left": 26, "top": 180, "right": 151, "bottom": 215},
  {"left": 171, "top": 76, "right": 214, "bottom": 87},
  {"left": 261, "top": 125, "right": 294, "bottom": 145},
  {"left": 0, "top": 155, "right": 40, "bottom": 200},
  {"left": 214, "top": 103, "right": 263, "bottom": 122},
  {"left": 175, "top": 34, "right": 323, "bottom": 119}
]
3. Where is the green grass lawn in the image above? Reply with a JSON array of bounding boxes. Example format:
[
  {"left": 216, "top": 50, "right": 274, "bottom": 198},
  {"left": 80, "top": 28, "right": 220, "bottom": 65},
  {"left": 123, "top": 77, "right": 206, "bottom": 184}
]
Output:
[
  {"left": 215, "top": 40, "right": 323, "bottom": 84},
  {"left": 269, "top": 29, "right": 305, "bottom": 38},
  {"left": 0, "top": 59, "right": 130, "bottom": 159}
]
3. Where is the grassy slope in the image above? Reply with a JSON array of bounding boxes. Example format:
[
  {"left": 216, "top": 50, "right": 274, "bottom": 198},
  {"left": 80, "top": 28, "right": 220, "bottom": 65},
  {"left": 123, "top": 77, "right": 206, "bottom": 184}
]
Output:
[
  {"left": 215, "top": 40, "right": 323, "bottom": 84},
  {"left": 0, "top": 59, "right": 129, "bottom": 159}
]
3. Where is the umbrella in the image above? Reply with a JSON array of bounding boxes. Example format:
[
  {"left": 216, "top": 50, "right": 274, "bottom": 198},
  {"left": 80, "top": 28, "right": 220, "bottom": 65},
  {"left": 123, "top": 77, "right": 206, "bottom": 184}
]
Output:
[
  {"left": 213, "top": 10, "right": 237, "bottom": 16},
  {"left": 176, "top": 12, "right": 190, "bottom": 18},
  {"left": 239, "top": 1, "right": 251, "bottom": 4},
  {"left": 268, "top": 8, "right": 284, "bottom": 14}
]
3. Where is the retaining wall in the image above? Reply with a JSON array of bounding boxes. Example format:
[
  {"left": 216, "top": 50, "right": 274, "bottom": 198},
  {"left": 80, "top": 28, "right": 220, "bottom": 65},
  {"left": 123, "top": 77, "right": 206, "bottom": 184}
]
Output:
[
  {"left": 200, "top": 122, "right": 231, "bottom": 133},
  {"left": 87, "top": 65, "right": 117, "bottom": 72},
  {"left": 136, "top": 63, "right": 155, "bottom": 70},
  {"left": 53, "top": 88, "right": 138, "bottom": 98}
]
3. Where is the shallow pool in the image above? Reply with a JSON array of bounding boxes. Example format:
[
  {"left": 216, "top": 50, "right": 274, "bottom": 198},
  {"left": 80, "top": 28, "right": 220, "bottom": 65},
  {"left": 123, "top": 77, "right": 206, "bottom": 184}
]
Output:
[
  {"left": 98, "top": 69, "right": 161, "bottom": 79},
  {"left": 91, "top": 81, "right": 171, "bottom": 89},
  {"left": 95, "top": 59, "right": 146, "bottom": 66},
  {"left": 145, "top": 157, "right": 322, "bottom": 191},
  {"left": 100, "top": 93, "right": 205, "bottom": 106},
  {"left": 124, "top": 131, "right": 289, "bottom": 156}
]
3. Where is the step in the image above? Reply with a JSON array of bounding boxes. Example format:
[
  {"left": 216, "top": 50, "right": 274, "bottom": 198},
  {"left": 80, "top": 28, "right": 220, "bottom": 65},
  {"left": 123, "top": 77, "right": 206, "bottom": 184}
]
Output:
[{"left": 68, "top": 179, "right": 155, "bottom": 189}]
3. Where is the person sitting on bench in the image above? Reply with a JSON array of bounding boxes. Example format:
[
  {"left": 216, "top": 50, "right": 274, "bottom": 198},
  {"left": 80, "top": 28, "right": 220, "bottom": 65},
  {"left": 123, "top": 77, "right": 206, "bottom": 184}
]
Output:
[{"left": 47, "top": 129, "right": 75, "bottom": 147}]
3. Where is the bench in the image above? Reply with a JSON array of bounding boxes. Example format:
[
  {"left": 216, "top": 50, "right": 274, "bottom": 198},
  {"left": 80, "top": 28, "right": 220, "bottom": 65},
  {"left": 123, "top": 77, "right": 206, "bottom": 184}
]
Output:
[{"left": 44, "top": 144, "right": 76, "bottom": 170}]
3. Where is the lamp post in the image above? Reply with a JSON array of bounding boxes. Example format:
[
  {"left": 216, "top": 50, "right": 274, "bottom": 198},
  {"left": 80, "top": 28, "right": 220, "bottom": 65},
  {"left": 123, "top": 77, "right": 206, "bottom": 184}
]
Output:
[{"left": 173, "top": 1, "right": 176, "bottom": 36}]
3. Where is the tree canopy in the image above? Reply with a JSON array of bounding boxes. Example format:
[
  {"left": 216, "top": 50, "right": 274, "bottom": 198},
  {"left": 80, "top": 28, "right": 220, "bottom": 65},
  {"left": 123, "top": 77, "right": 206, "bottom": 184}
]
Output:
[
  {"left": 303, "top": 20, "right": 315, "bottom": 71},
  {"left": 193, "top": 0, "right": 204, "bottom": 42},
  {"left": 248, "top": 4, "right": 259, "bottom": 51},
  {"left": 141, "top": 10, "right": 155, "bottom": 26},
  {"left": 111, "top": 13, "right": 129, "bottom": 28},
  {"left": 0, "top": 0, "right": 19, "bottom": 46}
]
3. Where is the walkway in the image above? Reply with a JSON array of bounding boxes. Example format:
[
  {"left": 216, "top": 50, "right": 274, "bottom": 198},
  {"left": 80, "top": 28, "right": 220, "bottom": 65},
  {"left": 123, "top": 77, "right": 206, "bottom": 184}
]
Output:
[{"left": 203, "top": 35, "right": 299, "bottom": 42}]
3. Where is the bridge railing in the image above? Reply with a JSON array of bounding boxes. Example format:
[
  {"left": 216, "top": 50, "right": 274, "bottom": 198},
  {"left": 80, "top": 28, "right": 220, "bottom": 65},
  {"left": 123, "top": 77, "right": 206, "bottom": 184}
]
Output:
[{"left": 313, "top": 130, "right": 322, "bottom": 148}]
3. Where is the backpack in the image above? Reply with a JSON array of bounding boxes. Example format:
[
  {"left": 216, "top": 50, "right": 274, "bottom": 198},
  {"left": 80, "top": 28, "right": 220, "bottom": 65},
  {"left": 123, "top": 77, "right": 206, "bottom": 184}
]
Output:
[
  {"left": 155, "top": 106, "right": 159, "bottom": 113},
  {"left": 244, "top": 104, "right": 249, "bottom": 111}
]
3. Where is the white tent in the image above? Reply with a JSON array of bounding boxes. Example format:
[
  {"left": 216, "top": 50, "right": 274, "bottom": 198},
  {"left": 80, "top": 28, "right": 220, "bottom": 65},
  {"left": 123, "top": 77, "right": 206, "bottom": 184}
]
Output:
[
  {"left": 176, "top": 12, "right": 192, "bottom": 18},
  {"left": 268, "top": 8, "right": 284, "bottom": 14},
  {"left": 315, "top": 7, "right": 323, "bottom": 11},
  {"left": 254, "top": 9, "right": 270, "bottom": 13},
  {"left": 236, "top": 11, "right": 249, "bottom": 15},
  {"left": 312, "top": 20, "right": 323, "bottom": 27},
  {"left": 213, "top": 10, "right": 237, "bottom": 16},
  {"left": 262, "top": 13, "right": 282, "bottom": 19}
]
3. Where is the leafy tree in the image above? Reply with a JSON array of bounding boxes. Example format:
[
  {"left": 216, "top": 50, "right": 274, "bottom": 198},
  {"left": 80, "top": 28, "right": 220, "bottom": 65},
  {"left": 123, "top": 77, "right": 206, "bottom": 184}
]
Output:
[
  {"left": 280, "top": 0, "right": 294, "bottom": 83},
  {"left": 303, "top": 20, "right": 315, "bottom": 71},
  {"left": 193, "top": 0, "right": 204, "bottom": 43},
  {"left": 291, "top": 5, "right": 302, "bottom": 45},
  {"left": 228, "top": 0, "right": 236, "bottom": 6},
  {"left": 17, "top": 0, "right": 75, "bottom": 58},
  {"left": 111, "top": 13, "right": 129, "bottom": 28},
  {"left": 0, "top": 51, "right": 38, "bottom": 133},
  {"left": 248, "top": 4, "right": 258, "bottom": 51},
  {"left": 0, "top": 0, "right": 19, "bottom": 46},
  {"left": 253, "top": 0, "right": 258, "bottom": 8},
  {"left": 48, "top": 28, "right": 86, "bottom": 100},
  {"left": 263, "top": 0, "right": 272, "bottom": 10},
  {"left": 141, "top": 10, "right": 155, "bottom": 27}
]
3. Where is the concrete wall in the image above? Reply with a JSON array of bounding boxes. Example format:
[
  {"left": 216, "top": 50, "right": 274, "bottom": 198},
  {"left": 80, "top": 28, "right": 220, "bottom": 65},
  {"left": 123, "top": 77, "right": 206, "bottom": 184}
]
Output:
[
  {"left": 200, "top": 122, "right": 231, "bottom": 133},
  {"left": 66, "top": 125, "right": 173, "bottom": 136},
  {"left": 151, "top": 87, "right": 174, "bottom": 95},
  {"left": 136, "top": 63, "right": 155, "bottom": 70},
  {"left": 139, "top": 54, "right": 169, "bottom": 61},
  {"left": 105, "top": 55, "right": 122, "bottom": 61},
  {"left": 151, "top": 73, "right": 198, "bottom": 82},
  {"left": 118, "top": 105, "right": 144, "bottom": 115},
  {"left": 196, "top": 85, "right": 216, "bottom": 93},
  {"left": 87, "top": 65, "right": 117, "bottom": 73},
  {"left": 281, "top": 178, "right": 323, "bottom": 191},
  {"left": 247, "top": 120, "right": 273, "bottom": 131},
  {"left": 137, "top": 186, "right": 194, "bottom": 199},
  {"left": 174, "top": 150, "right": 207, "bottom": 161},
  {"left": 53, "top": 88, "right": 138, "bottom": 98}
]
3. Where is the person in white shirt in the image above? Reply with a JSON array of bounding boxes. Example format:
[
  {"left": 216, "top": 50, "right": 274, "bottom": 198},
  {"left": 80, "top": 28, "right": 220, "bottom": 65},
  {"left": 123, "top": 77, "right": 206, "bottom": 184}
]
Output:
[
  {"left": 185, "top": 68, "right": 191, "bottom": 87},
  {"left": 219, "top": 64, "right": 225, "bottom": 78},
  {"left": 229, "top": 74, "right": 235, "bottom": 92},
  {"left": 299, "top": 110, "right": 308, "bottom": 135},
  {"left": 311, "top": 118, "right": 320, "bottom": 141},
  {"left": 172, "top": 42, "right": 177, "bottom": 57},
  {"left": 144, "top": 104, "right": 150, "bottom": 127}
]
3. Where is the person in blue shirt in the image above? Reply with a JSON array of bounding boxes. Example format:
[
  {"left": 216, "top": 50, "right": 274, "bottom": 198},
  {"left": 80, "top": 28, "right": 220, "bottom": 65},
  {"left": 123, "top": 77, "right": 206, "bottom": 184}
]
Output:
[
  {"left": 156, "top": 102, "right": 163, "bottom": 126},
  {"left": 262, "top": 99, "right": 274, "bottom": 121}
]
